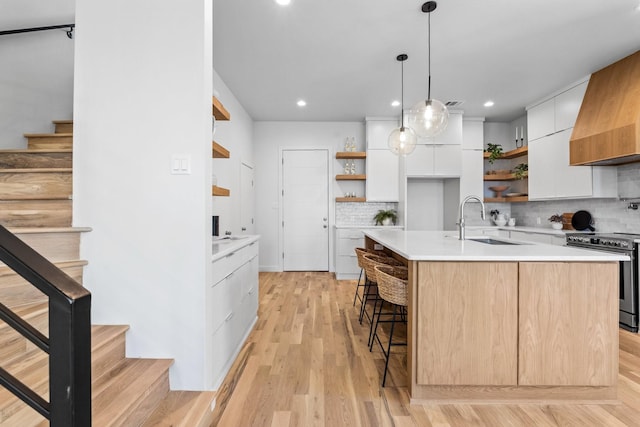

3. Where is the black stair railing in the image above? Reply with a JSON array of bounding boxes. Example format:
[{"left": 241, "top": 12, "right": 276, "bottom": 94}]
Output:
[
  {"left": 0, "top": 24, "right": 75, "bottom": 39},
  {"left": 0, "top": 224, "right": 91, "bottom": 426}
]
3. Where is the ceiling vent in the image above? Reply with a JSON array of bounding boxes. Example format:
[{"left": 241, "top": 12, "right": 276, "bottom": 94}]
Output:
[{"left": 445, "top": 100, "right": 464, "bottom": 107}]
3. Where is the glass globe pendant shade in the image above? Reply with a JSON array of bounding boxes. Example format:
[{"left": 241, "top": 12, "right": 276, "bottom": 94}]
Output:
[
  {"left": 408, "top": 98, "right": 449, "bottom": 138},
  {"left": 388, "top": 126, "right": 417, "bottom": 155}
]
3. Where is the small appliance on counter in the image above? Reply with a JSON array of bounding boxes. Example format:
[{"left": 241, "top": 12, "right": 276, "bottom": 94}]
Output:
[{"left": 212, "top": 216, "right": 219, "bottom": 237}]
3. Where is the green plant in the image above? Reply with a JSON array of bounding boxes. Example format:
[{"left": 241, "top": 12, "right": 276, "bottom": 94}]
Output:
[
  {"left": 485, "top": 143, "right": 503, "bottom": 164},
  {"left": 513, "top": 162, "right": 528, "bottom": 179},
  {"left": 374, "top": 209, "right": 397, "bottom": 225},
  {"left": 548, "top": 214, "right": 563, "bottom": 223}
]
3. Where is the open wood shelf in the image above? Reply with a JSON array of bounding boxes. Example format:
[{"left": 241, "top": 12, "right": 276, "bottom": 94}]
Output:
[
  {"left": 484, "top": 196, "right": 529, "bottom": 203},
  {"left": 336, "top": 151, "right": 366, "bottom": 159},
  {"left": 484, "top": 173, "right": 529, "bottom": 181},
  {"left": 212, "top": 96, "right": 230, "bottom": 121},
  {"left": 483, "top": 146, "right": 528, "bottom": 160},
  {"left": 335, "top": 174, "right": 366, "bottom": 181},
  {"left": 335, "top": 197, "right": 366, "bottom": 202},
  {"left": 212, "top": 185, "right": 230, "bottom": 196},
  {"left": 212, "top": 141, "right": 230, "bottom": 158}
]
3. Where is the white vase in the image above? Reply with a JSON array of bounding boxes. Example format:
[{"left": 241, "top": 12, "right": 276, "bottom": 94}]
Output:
[
  {"left": 551, "top": 222, "right": 563, "bottom": 230},
  {"left": 382, "top": 218, "right": 393, "bottom": 226}
]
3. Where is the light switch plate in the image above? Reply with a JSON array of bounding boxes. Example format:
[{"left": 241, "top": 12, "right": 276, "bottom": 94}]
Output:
[{"left": 171, "top": 155, "right": 191, "bottom": 175}]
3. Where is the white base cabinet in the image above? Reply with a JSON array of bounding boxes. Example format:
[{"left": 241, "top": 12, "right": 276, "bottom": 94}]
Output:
[{"left": 208, "top": 239, "right": 259, "bottom": 389}]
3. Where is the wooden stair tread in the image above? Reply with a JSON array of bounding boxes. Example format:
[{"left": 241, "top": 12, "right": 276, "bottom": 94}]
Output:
[
  {"left": 23, "top": 133, "right": 73, "bottom": 138},
  {"left": 92, "top": 358, "right": 173, "bottom": 426},
  {"left": 0, "top": 168, "right": 72, "bottom": 174},
  {"left": 141, "top": 390, "right": 216, "bottom": 427},
  {"left": 0, "top": 260, "right": 88, "bottom": 277},
  {"left": 7, "top": 226, "right": 92, "bottom": 234},
  {"left": 0, "top": 149, "right": 72, "bottom": 154}
]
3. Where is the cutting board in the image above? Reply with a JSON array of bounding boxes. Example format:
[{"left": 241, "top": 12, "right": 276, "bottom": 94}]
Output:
[{"left": 562, "top": 213, "right": 574, "bottom": 230}]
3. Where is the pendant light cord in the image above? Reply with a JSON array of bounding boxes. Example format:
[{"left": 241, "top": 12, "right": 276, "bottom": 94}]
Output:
[
  {"left": 401, "top": 58, "right": 405, "bottom": 128},
  {"left": 427, "top": 11, "right": 431, "bottom": 101}
]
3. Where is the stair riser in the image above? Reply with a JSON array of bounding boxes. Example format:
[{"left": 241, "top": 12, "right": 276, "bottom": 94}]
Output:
[
  {"left": 92, "top": 333, "right": 127, "bottom": 381},
  {"left": 0, "top": 152, "right": 72, "bottom": 169},
  {"left": 54, "top": 123, "right": 73, "bottom": 134},
  {"left": 0, "top": 172, "right": 71, "bottom": 200},
  {"left": 0, "top": 265, "right": 84, "bottom": 309},
  {"left": 26, "top": 136, "right": 72, "bottom": 150},
  {"left": 2, "top": 231, "right": 82, "bottom": 265},
  {"left": 0, "top": 309, "right": 48, "bottom": 364},
  {"left": 115, "top": 374, "right": 170, "bottom": 427},
  {"left": 0, "top": 199, "right": 72, "bottom": 227}
]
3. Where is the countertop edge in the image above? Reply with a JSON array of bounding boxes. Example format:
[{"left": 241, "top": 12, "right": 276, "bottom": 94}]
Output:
[{"left": 212, "top": 235, "right": 260, "bottom": 261}]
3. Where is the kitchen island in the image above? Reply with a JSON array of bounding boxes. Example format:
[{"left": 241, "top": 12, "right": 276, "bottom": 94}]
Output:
[{"left": 364, "top": 229, "right": 627, "bottom": 404}]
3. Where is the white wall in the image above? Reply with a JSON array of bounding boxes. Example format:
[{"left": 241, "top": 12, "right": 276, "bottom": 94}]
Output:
[
  {"left": 73, "top": 0, "right": 212, "bottom": 390},
  {"left": 254, "top": 121, "right": 364, "bottom": 271},
  {"left": 0, "top": 30, "right": 74, "bottom": 148},
  {"left": 212, "top": 69, "right": 254, "bottom": 235}
]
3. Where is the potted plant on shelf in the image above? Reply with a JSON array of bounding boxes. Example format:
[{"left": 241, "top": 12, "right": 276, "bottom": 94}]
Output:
[
  {"left": 485, "top": 143, "right": 503, "bottom": 165},
  {"left": 548, "top": 214, "right": 564, "bottom": 230},
  {"left": 374, "top": 209, "right": 397, "bottom": 226},
  {"left": 513, "top": 163, "right": 528, "bottom": 179}
]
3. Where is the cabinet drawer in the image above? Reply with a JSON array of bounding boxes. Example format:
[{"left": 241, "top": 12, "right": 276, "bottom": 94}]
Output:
[
  {"left": 337, "top": 237, "right": 363, "bottom": 256},
  {"left": 213, "top": 250, "right": 243, "bottom": 284},
  {"left": 337, "top": 228, "right": 365, "bottom": 239},
  {"left": 209, "top": 311, "right": 241, "bottom": 386},
  {"left": 242, "top": 240, "right": 259, "bottom": 264},
  {"left": 209, "top": 270, "right": 243, "bottom": 332}
]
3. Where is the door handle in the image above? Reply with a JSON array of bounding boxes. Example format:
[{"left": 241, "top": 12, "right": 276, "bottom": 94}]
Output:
[
  {"left": 323, "top": 225, "right": 328, "bottom": 229},
  {"left": 242, "top": 227, "right": 247, "bottom": 231},
  {"left": 323, "top": 218, "right": 327, "bottom": 221}
]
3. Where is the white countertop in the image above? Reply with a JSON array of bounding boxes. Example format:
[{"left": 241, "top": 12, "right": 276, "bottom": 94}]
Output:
[
  {"left": 335, "top": 225, "right": 404, "bottom": 229},
  {"left": 212, "top": 235, "right": 259, "bottom": 261},
  {"left": 364, "top": 229, "right": 628, "bottom": 262}
]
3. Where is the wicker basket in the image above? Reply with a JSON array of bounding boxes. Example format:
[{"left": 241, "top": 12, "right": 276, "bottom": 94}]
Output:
[
  {"left": 361, "top": 253, "right": 403, "bottom": 284},
  {"left": 354, "top": 247, "right": 385, "bottom": 269},
  {"left": 374, "top": 265, "right": 408, "bottom": 307}
]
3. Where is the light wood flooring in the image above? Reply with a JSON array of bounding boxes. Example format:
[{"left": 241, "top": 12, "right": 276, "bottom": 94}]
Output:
[{"left": 213, "top": 272, "right": 640, "bottom": 426}]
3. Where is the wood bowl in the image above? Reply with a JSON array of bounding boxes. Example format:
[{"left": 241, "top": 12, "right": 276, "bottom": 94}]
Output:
[{"left": 489, "top": 185, "right": 509, "bottom": 197}]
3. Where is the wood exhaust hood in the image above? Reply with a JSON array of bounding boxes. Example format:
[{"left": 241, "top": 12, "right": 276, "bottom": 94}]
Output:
[{"left": 570, "top": 50, "right": 640, "bottom": 166}]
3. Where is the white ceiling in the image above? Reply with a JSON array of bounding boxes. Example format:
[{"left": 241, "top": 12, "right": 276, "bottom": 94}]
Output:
[{"left": 213, "top": 0, "right": 640, "bottom": 122}]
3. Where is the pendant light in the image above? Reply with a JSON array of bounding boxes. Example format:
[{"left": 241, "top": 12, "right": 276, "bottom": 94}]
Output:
[
  {"left": 388, "top": 54, "right": 418, "bottom": 155},
  {"left": 407, "top": 1, "right": 449, "bottom": 138}
]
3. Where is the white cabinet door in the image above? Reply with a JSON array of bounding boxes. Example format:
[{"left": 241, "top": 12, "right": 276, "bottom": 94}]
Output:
[
  {"left": 460, "top": 150, "right": 483, "bottom": 200},
  {"left": 462, "top": 118, "right": 484, "bottom": 150},
  {"left": 554, "top": 129, "right": 593, "bottom": 198},
  {"left": 527, "top": 99, "right": 555, "bottom": 141},
  {"left": 405, "top": 145, "right": 435, "bottom": 176},
  {"left": 417, "top": 112, "right": 463, "bottom": 145},
  {"left": 366, "top": 119, "right": 398, "bottom": 149},
  {"left": 366, "top": 149, "right": 399, "bottom": 201},
  {"left": 434, "top": 145, "right": 462, "bottom": 176},
  {"left": 527, "top": 136, "right": 556, "bottom": 200},
  {"left": 555, "top": 81, "right": 587, "bottom": 132}
]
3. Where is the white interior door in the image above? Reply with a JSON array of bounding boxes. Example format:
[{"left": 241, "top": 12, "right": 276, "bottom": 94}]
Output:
[
  {"left": 282, "top": 149, "right": 329, "bottom": 271},
  {"left": 240, "top": 162, "right": 255, "bottom": 234}
]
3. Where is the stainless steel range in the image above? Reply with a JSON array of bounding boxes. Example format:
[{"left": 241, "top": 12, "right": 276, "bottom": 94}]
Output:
[{"left": 566, "top": 232, "right": 638, "bottom": 332}]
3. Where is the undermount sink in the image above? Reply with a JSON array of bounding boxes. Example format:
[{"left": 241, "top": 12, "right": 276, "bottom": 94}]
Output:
[{"left": 468, "top": 237, "right": 521, "bottom": 245}]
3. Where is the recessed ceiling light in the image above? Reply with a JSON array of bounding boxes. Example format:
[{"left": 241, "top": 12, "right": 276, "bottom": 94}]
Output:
[
  {"left": 391, "top": 100, "right": 401, "bottom": 107},
  {"left": 275, "top": 0, "right": 291, "bottom": 5},
  {"left": 484, "top": 100, "right": 495, "bottom": 107},
  {"left": 297, "top": 99, "right": 306, "bottom": 107}
]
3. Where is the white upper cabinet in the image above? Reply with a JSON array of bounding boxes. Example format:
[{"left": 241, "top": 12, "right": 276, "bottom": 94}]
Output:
[
  {"left": 405, "top": 145, "right": 462, "bottom": 177},
  {"left": 554, "top": 82, "right": 588, "bottom": 132},
  {"left": 460, "top": 149, "right": 483, "bottom": 199},
  {"left": 528, "top": 128, "right": 617, "bottom": 200},
  {"left": 366, "top": 119, "right": 398, "bottom": 149},
  {"left": 527, "top": 80, "right": 588, "bottom": 142},
  {"left": 365, "top": 118, "right": 400, "bottom": 201},
  {"left": 462, "top": 118, "right": 484, "bottom": 150},
  {"left": 416, "top": 112, "right": 463, "bottom": 145}
]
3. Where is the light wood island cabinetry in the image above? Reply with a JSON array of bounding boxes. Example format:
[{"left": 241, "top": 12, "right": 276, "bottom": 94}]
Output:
[{"left": 365, "top": 230, "right": 621, "bottom": 404}]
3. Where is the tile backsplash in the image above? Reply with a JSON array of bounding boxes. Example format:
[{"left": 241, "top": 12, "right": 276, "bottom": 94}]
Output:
[
  {"left": 336, "top": 202, "right": 398, "bottom": 226},
  {"left": 335, "top": 164, "right": 640, "bottom": 233}
]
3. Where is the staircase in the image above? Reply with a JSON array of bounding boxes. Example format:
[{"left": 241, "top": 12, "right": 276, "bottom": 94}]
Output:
[{"left": 0, "top": 121, "right": 215, "bottom": 426}]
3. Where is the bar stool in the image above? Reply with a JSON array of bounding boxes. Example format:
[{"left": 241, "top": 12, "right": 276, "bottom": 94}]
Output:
[
  {"left": 360, "top": 254, "right": 403, "bottom": 347},
  {"left": 353, "top": 247, "right": 385, "bottom": 307},
  {"left": 370, "top": 264, "right": 408, "bottom": 387}
]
